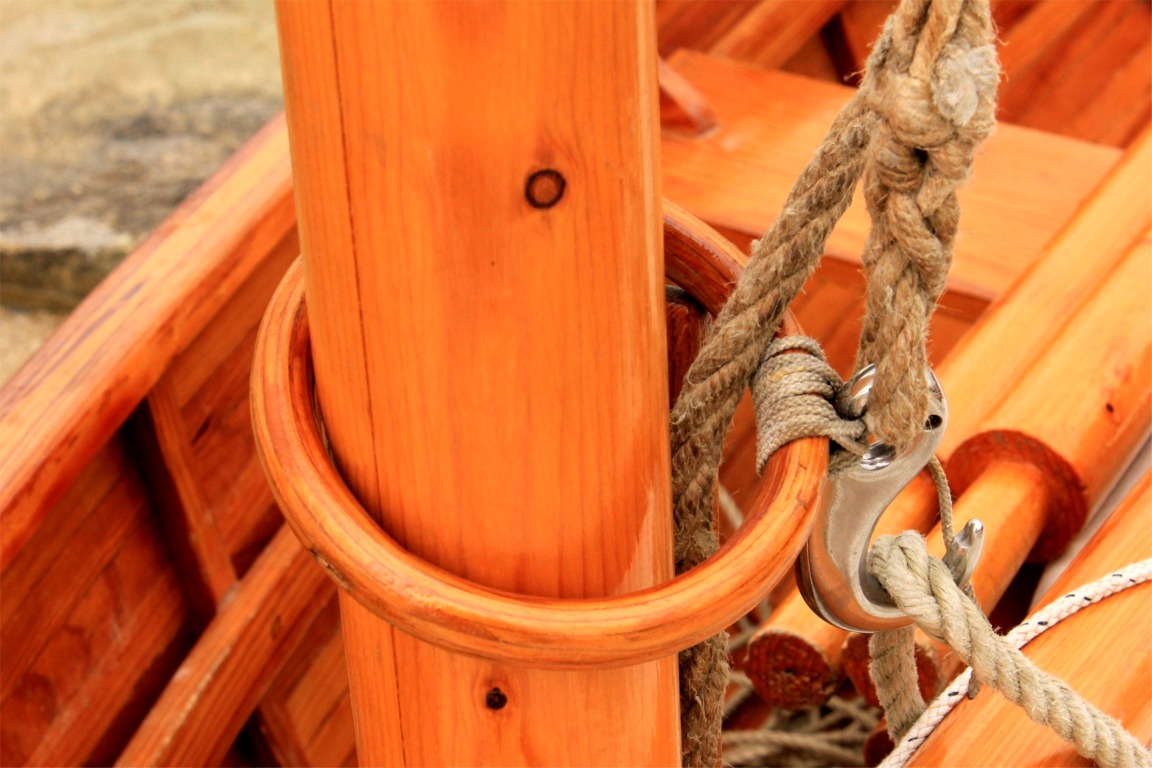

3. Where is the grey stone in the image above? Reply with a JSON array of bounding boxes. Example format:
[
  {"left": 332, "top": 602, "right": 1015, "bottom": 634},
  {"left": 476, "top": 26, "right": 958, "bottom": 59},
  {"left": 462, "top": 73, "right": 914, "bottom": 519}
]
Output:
[{"left": 0, "top": 0, "right": 284, "bottom": 311}]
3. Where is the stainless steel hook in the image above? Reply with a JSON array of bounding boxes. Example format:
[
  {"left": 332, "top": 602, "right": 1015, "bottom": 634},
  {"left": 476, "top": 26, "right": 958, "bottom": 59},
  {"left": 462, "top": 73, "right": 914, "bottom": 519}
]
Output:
[{"left": 794, "top": 366, "right": 984, "bottom": 633}]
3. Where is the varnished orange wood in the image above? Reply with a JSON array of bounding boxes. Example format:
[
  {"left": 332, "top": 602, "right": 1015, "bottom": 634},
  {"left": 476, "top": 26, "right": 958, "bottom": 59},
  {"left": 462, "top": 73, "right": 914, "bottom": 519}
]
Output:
[
  {"left": 253, "top": 243, "right": 825, "bottom": 670},
  {"left": 949, "top": 229, "right": 1152, "bottom": 527},
  {"left": 907, "top": 472, "right": 1152, "bottom": 766},
  {"left": 117, "top": 526, "right": 333, "bottom": 767},
  {"left": 660, "top": 51, "right": 1121, "bottom": 301},
  {"left": 659, "top": 58, "right": 718, "bottom": 135},
  {"left": 0, "top": 115, "right": 296, "bottom": 571},
  {"left": 936, "top": 130, "right": 1150, "bottom": 457},
  {"left": 710, "top": 0, "right": 846, "bottom": 69},
  {"left": 274, "top": 3, "right": 678, "bottom": 762}
]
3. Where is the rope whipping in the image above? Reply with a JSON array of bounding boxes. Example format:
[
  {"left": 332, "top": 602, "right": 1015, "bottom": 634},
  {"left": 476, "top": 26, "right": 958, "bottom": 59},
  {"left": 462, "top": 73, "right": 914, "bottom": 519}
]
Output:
[{"left": 669, "top": 0, "right": 998, "bottom": 761}]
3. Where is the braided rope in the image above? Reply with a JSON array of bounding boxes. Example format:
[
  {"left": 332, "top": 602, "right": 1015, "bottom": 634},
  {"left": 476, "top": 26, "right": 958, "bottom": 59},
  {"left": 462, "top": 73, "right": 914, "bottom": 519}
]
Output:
[{"left": 670, "top": 0, "right": 998, "bottom": 761}]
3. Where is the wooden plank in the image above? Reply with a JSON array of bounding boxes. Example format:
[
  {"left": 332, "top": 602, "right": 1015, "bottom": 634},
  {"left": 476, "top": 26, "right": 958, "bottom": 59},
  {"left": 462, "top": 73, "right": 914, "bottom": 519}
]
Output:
[
  {"left": 117, "top": 526, "right": 333, "bottom": 767},
  {"left": 1011, "top": 1, "right": 1150, "bottom": 145},
  {"left": 781, "top": 29, "right": 845, "bottom": 83},
  {"left": 661, "top": 51, "right": 1121, "bottom": 302},
  {"left": 999, "top": 0, "right": 1115, "bottom": 124},
  {"left": 710, "top": 0, "right": 846, "bottom": 69},
  {"left": 27, "top": 568, "right": 188, "bottom": 767},
  {"left": 0, "top": 438, "right": 152, "bottom": 702},
  {"left": 0, "top": 114, "right": 296, "bottom": 570},
  {"left": 3, "top": 512, "right": 191, "bottom": 767},
  {"left": 1066, "top": 38, "right": 1152, "bottom": 148},
  {"left": 0, "top": 438, "right": 128, "bottom": 627},
  {"left": 276, "top": 1, "right": 678, "bottom": 763}
]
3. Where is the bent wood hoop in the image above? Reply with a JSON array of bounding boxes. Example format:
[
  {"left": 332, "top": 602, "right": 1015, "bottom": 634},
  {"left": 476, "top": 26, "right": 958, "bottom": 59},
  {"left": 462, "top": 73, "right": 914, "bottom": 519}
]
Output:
[{"left": 252, "top": 202, "right": 826, "bottom": 670}]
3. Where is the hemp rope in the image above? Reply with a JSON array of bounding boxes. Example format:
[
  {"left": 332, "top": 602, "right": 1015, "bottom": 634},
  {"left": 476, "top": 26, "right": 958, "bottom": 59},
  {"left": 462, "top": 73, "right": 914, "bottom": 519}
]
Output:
[
  {"left": 868, "top": 539, "right": 1152, "bottom": 768},
  {"left": 669, "top": 0, "right": 997, "bottom": 761},
  {"left": 878, "top": 559, "right": 1152, "bottom": 768}
]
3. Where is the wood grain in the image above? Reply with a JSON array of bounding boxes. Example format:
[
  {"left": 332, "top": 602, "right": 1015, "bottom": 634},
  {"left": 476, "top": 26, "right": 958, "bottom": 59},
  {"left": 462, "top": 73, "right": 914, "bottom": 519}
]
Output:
[
  {"left": 710, "top": 0, "right": 846, "bottom": 69},
  {"left": 117, "top": 526, "right": 333, "bottom": 767},
  {"left": 275, "top": 1, "right": 678, "bottom": 762},
  {"left": 660, "top": 50, "right": 1120, "bottom": 301}
]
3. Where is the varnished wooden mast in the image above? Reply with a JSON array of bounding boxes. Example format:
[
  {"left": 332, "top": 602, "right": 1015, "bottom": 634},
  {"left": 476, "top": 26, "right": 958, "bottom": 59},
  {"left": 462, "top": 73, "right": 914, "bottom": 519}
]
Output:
[{"left": 274, "top": 2, "right": 678, "bottom": 764}]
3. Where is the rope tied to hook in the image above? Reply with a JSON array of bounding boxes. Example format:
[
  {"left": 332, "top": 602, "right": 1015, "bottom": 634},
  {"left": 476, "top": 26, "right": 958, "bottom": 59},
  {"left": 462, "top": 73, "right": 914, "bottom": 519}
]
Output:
[{"left": 669, "top": 0, "right": 998, "bottom": 763}]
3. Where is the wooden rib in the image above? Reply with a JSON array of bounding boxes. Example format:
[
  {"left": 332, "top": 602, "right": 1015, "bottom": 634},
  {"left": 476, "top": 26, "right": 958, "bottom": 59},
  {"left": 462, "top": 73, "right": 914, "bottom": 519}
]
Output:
[
  {"left": 276, "top": 1, "right": 678, "bottom": 763},
  {"left": 116, "top": 526, "right": 333, "bottom": 767},
  {"left": 655, "top": 0, "right": 760, "bottom": 58},
  {"left": 907, "top": 472, "right": 1152, "bottom": 766},
  {"left": 0, "top": 114, "right": 296, "bottom": 571},
  {"left": 660, "top": 51, "right": 1120, "bottom": 302},
  {"left": 659, "top": 58, "right": 718, "bottom": 135},
  {"left": 134, "top": 381, "right": 237, "bottom": 618},
  {"left": 710, "top": 0, "right": 846, "bottom": 70}
]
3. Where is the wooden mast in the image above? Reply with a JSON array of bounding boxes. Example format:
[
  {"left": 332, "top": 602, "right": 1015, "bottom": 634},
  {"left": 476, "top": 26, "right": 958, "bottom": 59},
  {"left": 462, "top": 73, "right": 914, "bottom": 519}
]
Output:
[{"left": 274, "top": 2, "right": 679, "bottom": 764}]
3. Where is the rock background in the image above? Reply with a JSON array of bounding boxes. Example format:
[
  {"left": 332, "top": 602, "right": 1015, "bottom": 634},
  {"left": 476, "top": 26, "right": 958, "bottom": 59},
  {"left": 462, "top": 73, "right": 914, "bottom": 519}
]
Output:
[{"left": 1, "top": 0, "right": 284, "bottom": 380}]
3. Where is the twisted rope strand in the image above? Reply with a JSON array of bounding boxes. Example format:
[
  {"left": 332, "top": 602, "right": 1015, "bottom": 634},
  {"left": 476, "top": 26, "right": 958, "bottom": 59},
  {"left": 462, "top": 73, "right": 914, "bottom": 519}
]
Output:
[
  {"left": 670, "top": 1, "right": 998, "bottom": 761},
  {"left": 869, "top": 534, "right": 1152, "bottom": 768}
]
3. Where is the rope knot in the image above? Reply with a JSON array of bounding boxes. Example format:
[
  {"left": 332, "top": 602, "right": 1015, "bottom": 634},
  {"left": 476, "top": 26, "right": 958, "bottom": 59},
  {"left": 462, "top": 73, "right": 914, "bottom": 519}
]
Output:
[{"left": 750, "top": 337, "right": 869, "bottom": 474}]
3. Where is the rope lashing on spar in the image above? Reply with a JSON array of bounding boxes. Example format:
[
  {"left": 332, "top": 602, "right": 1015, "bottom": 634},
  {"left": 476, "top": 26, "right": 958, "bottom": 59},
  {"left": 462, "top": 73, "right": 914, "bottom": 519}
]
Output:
[{"left": 668, "top": 0, "right": 998, "bottom": 762}]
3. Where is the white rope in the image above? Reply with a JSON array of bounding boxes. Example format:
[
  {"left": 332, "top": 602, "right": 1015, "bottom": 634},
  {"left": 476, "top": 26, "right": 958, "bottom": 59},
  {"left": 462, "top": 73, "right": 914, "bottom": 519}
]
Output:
[{"left": 878, "top": 557, "right": 1152, "bottom": 768}]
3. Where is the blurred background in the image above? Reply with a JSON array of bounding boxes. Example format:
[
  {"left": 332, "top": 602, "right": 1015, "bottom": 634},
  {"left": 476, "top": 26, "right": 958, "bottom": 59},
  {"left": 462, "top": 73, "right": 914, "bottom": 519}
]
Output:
[{"left": 0, "top": 0, "right": 284, "bottom": 381}]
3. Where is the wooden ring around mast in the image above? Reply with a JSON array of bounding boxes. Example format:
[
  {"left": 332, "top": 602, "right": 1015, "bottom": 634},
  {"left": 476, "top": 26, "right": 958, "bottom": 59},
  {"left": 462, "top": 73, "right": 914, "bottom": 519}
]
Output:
[{"left": 251, "top": 201, "right": 826, "bottom": 670}]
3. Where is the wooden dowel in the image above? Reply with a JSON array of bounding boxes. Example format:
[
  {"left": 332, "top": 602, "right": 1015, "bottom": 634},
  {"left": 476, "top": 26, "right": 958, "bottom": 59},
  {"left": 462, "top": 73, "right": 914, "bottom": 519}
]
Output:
[
  {"left": 937, "top": 128, "right": 1150, "bottom": 459},
  {"left": 275, "top": 2, "right": 678, "bottom": 764},
  {"left": 948, "top": 230, "right": 1152, "bottom": 538},
  {"left": 738, "top": 132, "right": 1151, "bottom": 710},
  {"left": 905, "top": 472, "right": 1152, "bottom": 766}
]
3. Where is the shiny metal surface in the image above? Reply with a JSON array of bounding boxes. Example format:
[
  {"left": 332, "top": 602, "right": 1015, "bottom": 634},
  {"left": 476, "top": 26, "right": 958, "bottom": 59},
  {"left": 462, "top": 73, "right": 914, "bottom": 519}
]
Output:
[{"left": 795, "top": 366, "right": 983, "bottom": 633}]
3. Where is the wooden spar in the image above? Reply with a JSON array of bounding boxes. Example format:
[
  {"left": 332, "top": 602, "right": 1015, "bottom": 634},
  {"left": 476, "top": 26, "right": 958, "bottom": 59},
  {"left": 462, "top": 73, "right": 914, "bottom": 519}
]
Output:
[
  {"left": 905, "top": 472, "right": 1152, "bottom": 766},
  {"left": 274, "top": 3, "right": 679, "bottom": 764},
  {"left": 740, "top": 131, "right": 1152, "bottom": 709}
]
